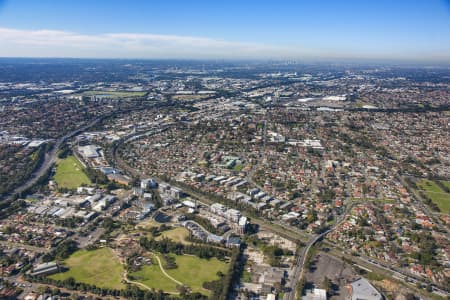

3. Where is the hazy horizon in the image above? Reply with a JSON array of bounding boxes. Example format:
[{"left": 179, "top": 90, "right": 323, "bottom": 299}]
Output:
[{"left": 0, "top": 0, "right": 449, "bottom": 62}]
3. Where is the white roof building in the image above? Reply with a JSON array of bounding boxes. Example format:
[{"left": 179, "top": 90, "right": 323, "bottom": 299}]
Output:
[
  {"left": 350, "top": 278, "right": 383, "bottom": 300},
  {"left": 266, "top": 294, "right": 276, "bottom": 300},
  {"left": 239, "top": 216, "right": 248, "bottom": 226},
  {"left": 78, "top": 145, "right": 100, "bottom": 158},
  {"left": 182, "top": 200, "right": 196, "bottom": 209},
  {"left": 302, "top": 288, "right": 327, "bottom": 300}
]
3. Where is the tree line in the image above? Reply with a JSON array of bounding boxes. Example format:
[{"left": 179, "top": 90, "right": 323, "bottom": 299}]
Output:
[
  {"left": 26, "top": 275, "right": 207, "bottom": 300},
  {"left": 42, "top": 239, "right": 78, "bottom": 262},
  {"left": 139, "top": 237, "right": 230, "bottom": 260},
  {"left": 203, "top": 248, "right": 242, "bottom": 300}
]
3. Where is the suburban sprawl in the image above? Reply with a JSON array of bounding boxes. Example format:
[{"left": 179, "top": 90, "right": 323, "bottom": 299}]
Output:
[{"left": 0, "top": 59, "right": 449, "bottom": 300}]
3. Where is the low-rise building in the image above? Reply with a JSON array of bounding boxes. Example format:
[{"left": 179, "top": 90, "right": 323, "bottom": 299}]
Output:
[
  {"left": 302, "top": 288, "right": 327, "bottom": 300},
  {"left": 350, "top": 278, "right": 383, "bottom": 300},
  {"left": 31, "top": 262, "right": 60, "bottom": 276}
]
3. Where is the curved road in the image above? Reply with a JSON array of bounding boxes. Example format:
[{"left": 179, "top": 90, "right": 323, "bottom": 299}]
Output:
[
  {"left": 2, "top": 105, "right": 157, "bottom": 202},
  {"left": 284, "top": 206, "right": 350, "bottom": 300},
  {"left": 286, "top": 232, "right": 328, "bottom": 300},
  {"left": 182, "top": 219, "right": 232, "bottom": 240},
  {"left": 5, "top": 117, "right": 105, "bottom": 200},
  {"left": 111, "top": 121, "right": 446, "bottom": 298}
]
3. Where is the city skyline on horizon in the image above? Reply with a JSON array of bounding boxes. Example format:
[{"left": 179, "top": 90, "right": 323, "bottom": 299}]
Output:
[{"left": 0, "top": 0, "right": 449, "bottom": 62}]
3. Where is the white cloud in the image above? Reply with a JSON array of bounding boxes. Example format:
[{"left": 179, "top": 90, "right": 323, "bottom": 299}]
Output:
[
  {"left": 0, "top": 27, "right": 448, "bottom": 62},
  {"left": 0, "top": 27, "right": 308, "bottom": 59}
]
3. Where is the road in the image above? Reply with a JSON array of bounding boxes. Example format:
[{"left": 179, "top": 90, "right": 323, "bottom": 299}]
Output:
[
  {"left": 112, "top": 127, "right": 312, "bottom": 245},
  {"left": 243, "top": 114, "right": 342, "bottom": 300},
  {"left": 2, "top": 104, "right": 159, "bottom": 203},
  {"left": 245, "top": 118, "right": 266, "bottom": 191},
  {"left": 110, "top": 116, "right": 450, "bottom": 298},
  {"left": 4, "top": 117, "right": 106, "bottom": 201},
  {"left": 327, "top": 241, "right": 450, "bottom": 297},
  {"left": 284, "top": 232, "right": 326, "bottom": 300},
  {"left": 282, "top": 176, "right": 450, "bottom": 300},
  {"left": 113, "top": 124, "right": 335, "bottom": 300},
  {"left": 284, "top": 202, "right": 350, "bottom": 300},
  {"left": 329, "top": 244, "right": 450, "bottom": 297},
  {"left": 111, "top": 123, "right": 354, "bottom": 300},
  {"left": 0, "top": 241, "right": 51, "bottom": 253}
]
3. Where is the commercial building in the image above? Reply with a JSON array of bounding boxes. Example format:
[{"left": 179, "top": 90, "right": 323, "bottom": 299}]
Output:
[
  {"left": 78, "top": 145, "right": 100, "bottom": 158},
  {"left": 226, "top": 236, "right": 241, "bottom": 248},
  {"left": 350, "top": 278, "right": 383, "bottom": 300},
  {"left": 225, "top": 208, "right": 241, "bottom": 222},
  {"left": 210, "top": 203, "right": 226, "bottom": 215},
  {"left": 238, "top": 216, "right": 248, "bottom": 234},
  {"left": 302, "top": 288, "right": 327, "bottom": 300},
  {"left": 31, "top": 262, "right": 60, "bottom": 276},
  {"left": 141, "top": 178, "right": 158, "bottom": 189}
]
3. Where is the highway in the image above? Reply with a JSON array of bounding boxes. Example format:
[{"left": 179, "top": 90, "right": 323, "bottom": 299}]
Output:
[
  {"left": 1, "top": 104, "right": 160, "bottom": 203},
  {"left": 4, "top": 117, "right": 106, "bottom": 201}
]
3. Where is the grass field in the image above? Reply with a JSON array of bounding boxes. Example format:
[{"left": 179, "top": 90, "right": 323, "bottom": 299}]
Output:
[
  {"left": 241, "top": 270, "right": 252, "bottom": 283},
  {"left": 417, "top": 179, "right": 450, "bottom": 214},
  {"left": 49, "top": 248, "right": 125, "bottom": 290},
  {"left": 82, "top": 90, "right": 146, "bottom": 98},
  {"left": 131, "top": 254, "right": 228, "bottom": 295},
  {"left": 417, "top": 179, "right": 442, "bottom": 193},
  {"left": 54, "top": 155, "right": 91, "bottom": 189},
  {"left": 166, "top": 255, "right": 228, "bottom": 294},
  {"left": 440, "top": 181, "right": 450, "bottom": 191},
  {"left": 156, "top": 227, "right": 191, "bottom": 244},
  {"left": 129, "top": 258, "right": 178, "bottom": 293}
]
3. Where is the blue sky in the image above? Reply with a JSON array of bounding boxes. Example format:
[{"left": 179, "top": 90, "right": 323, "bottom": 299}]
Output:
[{"left": 0, "top": 0, "right": 449, "bottom": 61}]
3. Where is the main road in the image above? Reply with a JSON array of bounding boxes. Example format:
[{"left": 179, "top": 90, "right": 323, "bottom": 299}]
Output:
[
  {"left": 5, "top": 117, "right": 105, "bottom": 201},
  {"left": 110, "top": 121, "right": 349, "bottom": 300},
  {"left": 284, "top": 202, "right": 350, "bottom": 300},
  {"left": 109, "top": 115, "right": 450, "bottom": 299},
  {"left": 2, "top": 104, "right": 159, "bottom": 203}
]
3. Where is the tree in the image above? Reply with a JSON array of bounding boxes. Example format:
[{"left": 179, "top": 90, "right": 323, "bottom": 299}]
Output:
[
  {"left": 51, "top": 288, "right": 61, "bottom": 296},
  {"left": 296, "top": 276, "right": 306, "bottom": 299},
  {"left": 37, "top": 286, "right": 51, "bottom": 294},
  {"left": 404, "top": 293, "right": 417, "bottom": 300},
  {"left": 322, "top": 276, "right": 332, "bottom": 295},
  {"left": 176, "top": 285, "right": 188, "bottom": 296},
  {"left": 129, "top": 176, "right": 141, "bottom": 187}
]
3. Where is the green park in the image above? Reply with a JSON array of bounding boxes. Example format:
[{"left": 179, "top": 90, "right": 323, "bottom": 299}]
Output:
[
  {"left": 417, "top": 179, "right": 450, "bottom": 214},
  {"left": 53, "top": 155, "right": 91, "bottom": 189},
  {"left": 49, "top": 247, "right": 125, "bottom": 290}
]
